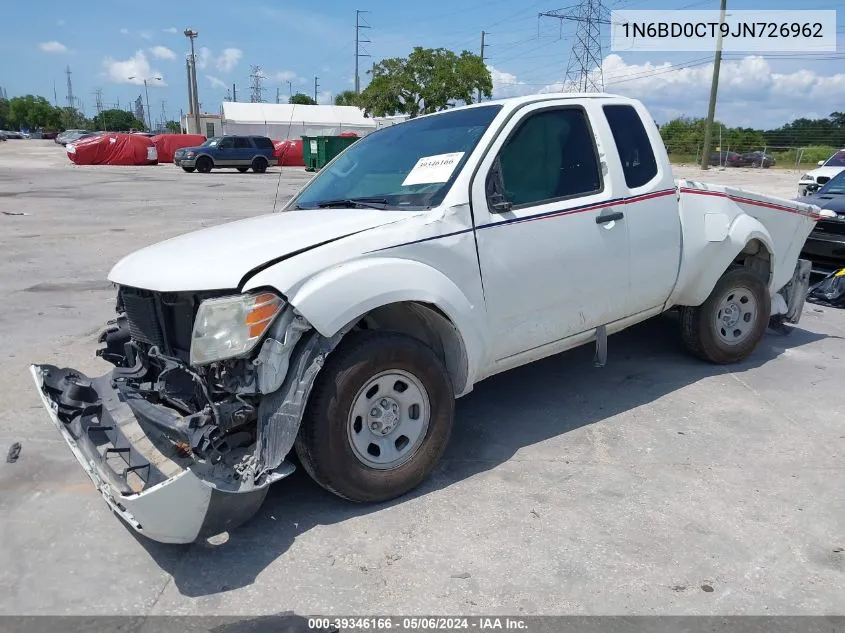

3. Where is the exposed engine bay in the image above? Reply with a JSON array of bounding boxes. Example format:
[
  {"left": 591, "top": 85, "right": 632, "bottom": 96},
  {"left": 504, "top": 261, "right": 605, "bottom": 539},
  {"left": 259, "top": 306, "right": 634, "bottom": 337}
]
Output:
[{"left": 38, "top": 285, "right": 334, "bottom": 498}]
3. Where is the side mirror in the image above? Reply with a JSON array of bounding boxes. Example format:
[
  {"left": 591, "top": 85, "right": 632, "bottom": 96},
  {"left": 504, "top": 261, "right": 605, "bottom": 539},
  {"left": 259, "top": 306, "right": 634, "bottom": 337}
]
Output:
[
  {"left": 818, "top": 160, "right": 825, "bottom": 166},
  {"left": 805, "top": 183, "right": 821, "bottom": 194},
  {"left": 486, "top": 158, "right": 512, "bottom": 214}
]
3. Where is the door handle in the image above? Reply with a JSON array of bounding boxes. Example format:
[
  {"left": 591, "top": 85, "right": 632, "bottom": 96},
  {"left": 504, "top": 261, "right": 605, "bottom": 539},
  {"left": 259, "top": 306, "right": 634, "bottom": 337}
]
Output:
[{"left": 596, "top": 211, "right": 624, "bottom": 224}]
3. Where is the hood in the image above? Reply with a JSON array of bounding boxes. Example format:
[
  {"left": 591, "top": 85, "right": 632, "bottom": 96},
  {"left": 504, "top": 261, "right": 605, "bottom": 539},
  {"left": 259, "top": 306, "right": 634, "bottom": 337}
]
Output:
[
  {"left": 108, "top": 209, "right": 424, "bottom": 292},
  {"left": 803, "top": 194, "right": 845, "bottom": 214},
  {"left": 804, "top": 166, "right": 845, "bottom": 179}
]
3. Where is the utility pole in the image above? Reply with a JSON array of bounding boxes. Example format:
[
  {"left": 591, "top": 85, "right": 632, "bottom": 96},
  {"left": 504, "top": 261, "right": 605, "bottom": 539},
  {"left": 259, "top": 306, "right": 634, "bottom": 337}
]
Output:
[
  {"left": 314, "top": 76, "right": 319, "bottom": 103},
  {"left": 355, "top": 10, "right": 371, "bottom": 94},
  {"left": 232, "top": 83, "right": 237, "bottom": 102},
  {"left": 286, "top": 80, "right": 292, "bottom": 100},
  {"left": 53, "top": 81, "right": 58, "bottom": 106},
  {"left": 276, "top": 86, "right": 280, "bottom": 104},
  {"left": 184, "top": 29, "right": 200, "bottom": 135},
  {"left": 185, "top": 56, "right": 195, "bottom": 123},
  {"left": 540, "top": 1, "right": 609, "bottom": 92},
  {"left": 478, "top": 31, "right": 486, "bottom": 102},
  {"left": 700, "top": 0, "right": 727, "bottom": 170}
]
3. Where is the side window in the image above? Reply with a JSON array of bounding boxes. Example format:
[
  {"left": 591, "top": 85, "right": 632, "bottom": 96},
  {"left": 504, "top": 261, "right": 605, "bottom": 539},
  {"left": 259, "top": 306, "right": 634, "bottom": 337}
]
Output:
[
  {"left": 494, "top": 108, "right": 602, "bottom": 208},
  {"left": 603, "top": 105, "right": 658, "bottom": 189},
  {"left": 253, "top": 137, "right": 273, "bottom": 150},
  {"left": 234, "top": 137, "right": 252, "bottom": 149},
  {"left": 217, "top": 137, "right": 234, "bottom": 149}
]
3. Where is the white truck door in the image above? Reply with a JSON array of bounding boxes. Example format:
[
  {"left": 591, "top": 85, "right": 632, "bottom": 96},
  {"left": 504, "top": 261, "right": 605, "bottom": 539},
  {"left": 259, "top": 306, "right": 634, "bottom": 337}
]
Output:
[
  {"left": 601, "top": 103, "right": 681, "bottom": 314},
  {"left": 470, "top": 101, "right": 631, "bottom": 362}
]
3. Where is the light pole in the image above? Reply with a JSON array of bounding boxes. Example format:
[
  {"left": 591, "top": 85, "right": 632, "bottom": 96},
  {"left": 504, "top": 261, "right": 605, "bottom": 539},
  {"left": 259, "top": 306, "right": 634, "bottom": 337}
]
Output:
[
  {"left": 184, "top": 29, "right": 200, "bottom": 135},
  {"left": 128, "top": 75, "right": 161, "bottom": 131}
]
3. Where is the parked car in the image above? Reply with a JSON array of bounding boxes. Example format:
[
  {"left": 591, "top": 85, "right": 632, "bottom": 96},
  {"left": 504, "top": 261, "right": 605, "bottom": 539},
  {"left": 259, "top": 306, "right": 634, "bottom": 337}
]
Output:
[
  {"left": 1, "top": 130, "right": 24, "bottom": 139},
  {"left": 709, "top": 151, "right": 748, "bottom": 167},
  {"left": 798, "top": 169, "right": 845, "bottom": 272},
  {"left": 0, "top": 131, "right": 6, "bottom": 141},
  {"left": 30, "top": 94, "right": 818, "bottom": 543},
  {"left": 742, "top": 151, "right": 776, "bottom": 168},
  {"left": 56, "top": 129, "right": 91, "bottom": 146},
  {"left": 798, "top": 149, "right": 845, "bottom": 195},
  {"left": 180, "top": 135, "right": 278, "bottom": 173}
]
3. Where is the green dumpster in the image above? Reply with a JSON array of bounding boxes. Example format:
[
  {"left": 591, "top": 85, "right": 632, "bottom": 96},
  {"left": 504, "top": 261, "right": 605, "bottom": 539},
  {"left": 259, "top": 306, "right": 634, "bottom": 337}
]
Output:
[{"left": 301, "top": 135, "right": 358, "bottom": 171}]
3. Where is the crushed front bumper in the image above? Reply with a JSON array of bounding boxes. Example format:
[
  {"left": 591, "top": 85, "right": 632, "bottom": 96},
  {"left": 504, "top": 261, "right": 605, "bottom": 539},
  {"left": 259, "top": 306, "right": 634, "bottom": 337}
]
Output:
[{"left": 29, "top": 365, "right": 271, "bottom": 544}]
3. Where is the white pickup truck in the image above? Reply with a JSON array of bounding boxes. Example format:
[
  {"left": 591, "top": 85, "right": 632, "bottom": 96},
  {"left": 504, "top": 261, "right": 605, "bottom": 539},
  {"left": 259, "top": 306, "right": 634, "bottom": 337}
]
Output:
[{"left": 31, "top": 94, "right": 819, "bottom": 543}]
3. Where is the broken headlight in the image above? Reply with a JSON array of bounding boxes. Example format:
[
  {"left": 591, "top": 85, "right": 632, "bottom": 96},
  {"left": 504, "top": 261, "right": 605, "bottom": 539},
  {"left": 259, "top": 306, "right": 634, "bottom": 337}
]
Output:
[{"left": 190, "top": 292, "right": 284, "bottom": 365}]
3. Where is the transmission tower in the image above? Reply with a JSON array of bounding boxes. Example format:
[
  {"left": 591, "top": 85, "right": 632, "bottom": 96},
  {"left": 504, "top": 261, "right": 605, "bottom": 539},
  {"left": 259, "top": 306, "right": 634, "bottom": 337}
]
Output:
[
  {"left": 540, "top": 0, "right": 610, "bottom": 92},
  {"left": 65, "top": 65, "right": 75, "bottom": 109},
  {"left": 160, "top": 100, "right": 167, "bottom": 126},
  {"left": 249, "top": 66, "right": 265, "bottom": 103},
  {"left": 355, "top": 10, "right": 371, "bottom": 94},
  {"left": 94, "top": 89, "right": 104, "bottom": 116}
]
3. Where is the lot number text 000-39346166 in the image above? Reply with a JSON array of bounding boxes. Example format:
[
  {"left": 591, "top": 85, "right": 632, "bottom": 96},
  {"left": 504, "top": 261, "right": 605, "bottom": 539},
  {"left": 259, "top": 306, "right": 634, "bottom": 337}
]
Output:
[{"left": 610, "top": 10, "right": 836, "bottom": 52}]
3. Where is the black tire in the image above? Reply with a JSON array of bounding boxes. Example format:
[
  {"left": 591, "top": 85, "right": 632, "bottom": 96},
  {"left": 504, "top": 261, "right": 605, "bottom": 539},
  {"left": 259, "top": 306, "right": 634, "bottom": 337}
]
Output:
[
  {"left": 295, "top": 331, "right": 454, "bottom": 503},
  {"left": 236, "top": 166, "right": 249, "bottom": 173},
  {"left": 679, "top": 268, "right": 771, "bottom": 364},
  {"left": 195, "top": 156, "right": 213, "bottom": 173},
  {"left": 181, "top": 166, "right": 195, "bottom": 173},
  {"left": 251, "top": 157, "right": 268, "bottom": 173}
]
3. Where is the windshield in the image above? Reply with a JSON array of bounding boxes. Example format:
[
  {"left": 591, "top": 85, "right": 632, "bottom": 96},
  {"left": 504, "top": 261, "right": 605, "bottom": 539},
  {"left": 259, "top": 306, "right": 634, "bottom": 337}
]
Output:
[
  {"left": 202, "top": 137, "right": 222, "bottom": 147},
  {"left": 819, "top": 169, "right": 845, "bottom": 195},
  {"left": 824, "top": 150, "right": 845, "bottom": 167},
  {"left": 292, "top": 105, "right": 503, "bottom": 210}
]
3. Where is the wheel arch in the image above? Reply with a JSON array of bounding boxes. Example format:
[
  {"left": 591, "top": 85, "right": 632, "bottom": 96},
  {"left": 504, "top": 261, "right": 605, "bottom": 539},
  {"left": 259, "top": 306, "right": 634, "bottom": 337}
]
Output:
[
  {"left": 277, "top": 257, "right": 487, "bottom": 396},
  {"left": 672, "top": 214, "right": 776, "bottom": 307}
]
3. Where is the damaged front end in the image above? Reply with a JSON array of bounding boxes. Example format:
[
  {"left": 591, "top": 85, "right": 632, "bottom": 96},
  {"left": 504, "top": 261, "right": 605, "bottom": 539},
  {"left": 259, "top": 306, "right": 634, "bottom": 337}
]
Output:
[{"left": 31, "top": 286, "right": 335, "bottom": 544}]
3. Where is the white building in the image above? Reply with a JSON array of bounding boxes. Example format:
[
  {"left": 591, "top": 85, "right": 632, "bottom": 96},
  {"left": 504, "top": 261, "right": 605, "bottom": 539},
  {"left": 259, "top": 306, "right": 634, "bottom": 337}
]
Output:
[
  {"left": 221, "top": 102, "right": 394, "bottom": 139},
  {"left": 180, "top": 113, "right": 223, "bottom": 137}
]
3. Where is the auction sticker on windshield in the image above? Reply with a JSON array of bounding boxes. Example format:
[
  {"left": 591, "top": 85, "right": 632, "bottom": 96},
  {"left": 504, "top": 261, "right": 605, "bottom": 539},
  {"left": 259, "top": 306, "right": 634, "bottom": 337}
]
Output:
[{"left": 402, "top": 152, "right": 465, "bottom": 186}]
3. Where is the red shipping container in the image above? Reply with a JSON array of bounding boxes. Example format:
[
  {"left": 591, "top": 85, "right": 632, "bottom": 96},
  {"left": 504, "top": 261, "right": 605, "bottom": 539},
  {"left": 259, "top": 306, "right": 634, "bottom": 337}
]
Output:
[
  {"left": 151, "top": 134, "right": 206, "bottom": 163},
  {"left": 67, "top": 133, "right": 158, "bottom": 166}
]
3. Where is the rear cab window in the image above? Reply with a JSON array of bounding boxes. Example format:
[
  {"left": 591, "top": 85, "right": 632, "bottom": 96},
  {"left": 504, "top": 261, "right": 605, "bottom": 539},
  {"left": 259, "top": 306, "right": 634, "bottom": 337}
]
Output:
[{"left": 603, "top": 104, "right": 658, "bottom": 189}]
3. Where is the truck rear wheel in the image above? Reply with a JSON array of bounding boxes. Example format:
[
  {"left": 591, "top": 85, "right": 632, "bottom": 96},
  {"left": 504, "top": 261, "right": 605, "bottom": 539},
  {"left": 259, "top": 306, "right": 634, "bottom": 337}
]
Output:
[
  {"left": 295, "top": 331, "right": 454, "bottom": 502},
  {"left": 196, "top": 156, "right": 213, "bottom": 173},
  {"left": 252, "top": 157, "right": 268, "bottom": 173},
  {"left": 680, "top": 268, "right": 771, "bottom": 364}
]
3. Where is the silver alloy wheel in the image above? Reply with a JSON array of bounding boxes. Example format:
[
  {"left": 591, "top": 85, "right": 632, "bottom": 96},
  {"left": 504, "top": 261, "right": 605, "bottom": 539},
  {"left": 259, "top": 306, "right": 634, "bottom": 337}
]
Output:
[
  {"left": 347, "top": 369, "right": 431, "bottom": 470},
  {"left": 714, "top": 285, "right": 758, "bottom": 345}
]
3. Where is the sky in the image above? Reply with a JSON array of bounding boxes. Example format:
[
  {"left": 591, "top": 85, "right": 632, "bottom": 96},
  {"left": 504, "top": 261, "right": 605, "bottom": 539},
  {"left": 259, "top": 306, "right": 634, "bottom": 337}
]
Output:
[{"left": 1, "top": 0, "right": 843, "bottom": 129}]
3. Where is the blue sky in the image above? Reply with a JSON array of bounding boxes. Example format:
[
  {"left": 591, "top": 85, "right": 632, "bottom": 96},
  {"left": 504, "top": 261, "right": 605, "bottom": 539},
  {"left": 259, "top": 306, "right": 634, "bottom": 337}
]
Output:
[{"left": 1, "top": 0, "right": 843, "bottom": 128}]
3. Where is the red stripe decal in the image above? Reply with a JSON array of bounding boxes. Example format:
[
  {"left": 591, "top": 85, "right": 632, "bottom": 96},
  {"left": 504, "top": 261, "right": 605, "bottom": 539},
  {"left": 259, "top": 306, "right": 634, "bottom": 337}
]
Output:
[{"left": 679, "top": 187, "right": 819, "bottom": 220}]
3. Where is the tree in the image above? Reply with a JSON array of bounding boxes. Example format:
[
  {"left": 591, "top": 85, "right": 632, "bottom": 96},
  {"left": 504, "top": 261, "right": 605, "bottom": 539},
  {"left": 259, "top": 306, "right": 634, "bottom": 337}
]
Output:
[
  {"left": 165, "top": 120, "right": 181, "bottom": 133},
  {"left": 357, "top": 47, "right": 492, "bottom": 118},
  {"left": 334, "top": 90, "right": 359, "bottom": 107},
  {"left": 91, "top": 109, "right": 146, "bottom": 132},
  {"left": 0, "top": 98, "right": 9, "bottom": 129},
  {"left": 7, "top": 95, "right": 64, "bottom": 130},
  {"left": 289, "top": 93, "right": 317, "bottom": 105}
]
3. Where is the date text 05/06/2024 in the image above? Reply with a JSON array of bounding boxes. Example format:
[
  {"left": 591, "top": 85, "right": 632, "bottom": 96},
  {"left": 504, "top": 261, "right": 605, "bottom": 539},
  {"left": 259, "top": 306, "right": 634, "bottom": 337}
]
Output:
[{"left": 307, "top": 617, "right": 529, "bottom": 631}]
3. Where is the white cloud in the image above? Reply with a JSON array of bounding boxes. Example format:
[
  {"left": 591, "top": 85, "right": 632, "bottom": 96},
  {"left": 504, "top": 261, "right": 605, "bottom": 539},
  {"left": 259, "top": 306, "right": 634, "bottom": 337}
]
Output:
[
  {"left": 273, "top": 70, "right": 297, "bottom": 82},
  {"left": 139, "top": 30, "right": 153, "bottom": 40},
  {"left": 196, "top": 46, "right": 212, "bottom": 70},
  {"left": 39, "top": 41, "right": 67, "bottom": 53},
  {"left": 162, "top": 27, "right": 178, "bottom": 34},
  {"left": 489, "top": 55, "right": 845, "bottom": 128},
  {"left": 206, "top": 75, "right": 228, "bottom": 91},
  {"left": 103, "top": 50, "right": 167, "bottom": 86},
  {"left": 148, "top": 45, "right": 176, "bottom": 60},
  {"left": 216, "top": 48, "right": 242, "bottom": 72},
  {"left": 194, "top": 47, "right": 242, "bottom": 73},
  {"left": 120, "top": 28, "right": 129, "bottom": 35}
]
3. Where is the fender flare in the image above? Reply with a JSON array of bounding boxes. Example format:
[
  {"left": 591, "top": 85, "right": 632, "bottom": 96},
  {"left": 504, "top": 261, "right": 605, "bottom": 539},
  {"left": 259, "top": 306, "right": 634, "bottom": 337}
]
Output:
[
  {"left": 672, "top": 214, "right": 776, "bottom": 307},
  {"left": 280, "top": 257, "right": 487, "bottom": 395}
]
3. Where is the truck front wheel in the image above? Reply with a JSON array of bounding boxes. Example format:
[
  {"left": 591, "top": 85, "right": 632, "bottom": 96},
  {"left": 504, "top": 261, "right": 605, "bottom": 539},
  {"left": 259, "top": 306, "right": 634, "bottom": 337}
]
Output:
[
  {"left": 680, "top": 268, "right": 771, "bottom": 364},
  {"left": 295, "top": 331, "right": 454, "bottom": 502}
]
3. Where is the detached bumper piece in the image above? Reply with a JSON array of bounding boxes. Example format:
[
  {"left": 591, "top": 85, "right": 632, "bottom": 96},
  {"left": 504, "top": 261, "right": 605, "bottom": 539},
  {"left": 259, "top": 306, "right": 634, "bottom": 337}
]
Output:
[{"left": 30, "top": 364, "right": 269, "bottom": 544}]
